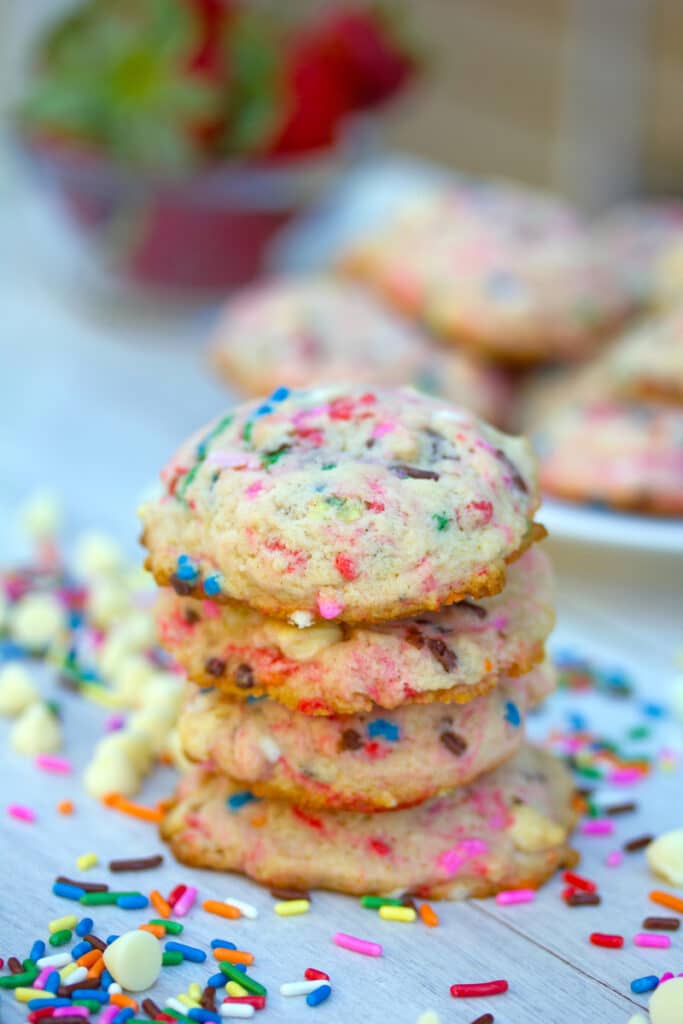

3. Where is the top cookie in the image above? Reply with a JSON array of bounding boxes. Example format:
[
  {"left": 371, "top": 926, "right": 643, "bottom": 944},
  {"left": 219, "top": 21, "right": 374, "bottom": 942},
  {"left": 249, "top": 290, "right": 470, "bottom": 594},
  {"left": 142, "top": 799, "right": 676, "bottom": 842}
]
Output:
[
  {"left": 140, "top": 386, "right": 541, "bottom": 624},
  {"left": 209, "top": 276, "right": 512, "bottom": 426},
  {"left": 341, "top": 180, "right": 630, "bottom": 365}
]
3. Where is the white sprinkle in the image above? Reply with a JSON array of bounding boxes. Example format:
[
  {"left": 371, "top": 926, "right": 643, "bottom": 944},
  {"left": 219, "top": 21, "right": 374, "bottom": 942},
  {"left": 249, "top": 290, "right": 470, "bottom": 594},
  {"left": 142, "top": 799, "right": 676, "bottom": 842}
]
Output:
[
  {"left": 280, "top": 980, "right": 326, "bottom": 997},
  {"left": 64, "top": 967, "right": 88, "bottom": 987},
  {"left": 219, "top": 1005, "right": 255, "bottom": 1019},
  {"left": 165, "top": 998, "right": 190, "bottom": 1014},
  {"left": 223, "top": 897, "right": 259, "bottom": 919},
  {"left": 36, "top": 953, "right": 72, "bottom": 969},
  {"left": 258, "top": 737, "right": 281, "bottom": 764},
  {"left": 108, "top": 983, "right": 122, "bottom": 995}
]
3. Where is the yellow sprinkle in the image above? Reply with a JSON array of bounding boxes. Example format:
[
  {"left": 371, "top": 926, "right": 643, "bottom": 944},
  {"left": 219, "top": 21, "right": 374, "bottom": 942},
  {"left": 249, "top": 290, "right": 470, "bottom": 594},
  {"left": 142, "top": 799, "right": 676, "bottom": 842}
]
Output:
[
  {"left": 226, "top": 981, "right": 248, "bottom": 998},
  {"left": 49, "top": 914, "right": 78, "bottom": 934},
  {"left": 187, "top": 983, "right": 202, "bottom": 1002},
  {"left": 177, "top": 995, "right": 200, "bottom": 1009},
  {"left": 15, "top": 989, "right": 55, "bottom": 1003},
  {"left": 274, "top": 899, "right": 310, "bottom": 916},
  {"left": 379, "top": 905, "right": 416, "bottom": 923},
  {"left": 60, "top": 962, "right": 78, "bottom": 981},
  {"left": 80, "top": 683, "right": 123, "bottom": 708},
  {"left": 76, "top": 852, "right": 99, "bottom": 871}
]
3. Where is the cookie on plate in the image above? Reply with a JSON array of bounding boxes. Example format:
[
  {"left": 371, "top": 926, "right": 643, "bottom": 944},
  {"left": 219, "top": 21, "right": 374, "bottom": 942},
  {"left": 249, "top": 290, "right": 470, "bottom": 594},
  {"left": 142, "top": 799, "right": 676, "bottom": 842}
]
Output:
[
  {"left": 178, "top": 661, "right": 554, "bottom": 811},
  {"left": 140, "top": 386, "right": 543, "bottom": 624},
  {"left": 161, "top": 744, "right": 577, "bottom": 898},
  {"left": 596, "top": 305, "right": 683, "bottom": 406},
  {"left": 209, "top": 276, "right": 513, "bottom": 425},
  {"left": 157, "top": 546, "right": 553, "bottom": 714},
  {"left": 537, "top": 400, "right": 683, "bottom": 516},
  {"left": 341, "top": 181, "right": 629, "bottom": 365}
]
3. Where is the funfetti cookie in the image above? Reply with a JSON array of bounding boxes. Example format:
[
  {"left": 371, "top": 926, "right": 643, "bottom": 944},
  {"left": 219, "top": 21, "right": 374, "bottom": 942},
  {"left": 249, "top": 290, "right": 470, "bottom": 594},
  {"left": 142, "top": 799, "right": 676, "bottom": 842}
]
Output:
[
  {"left": 156, "top": 546, "right": 553, "bottom": 714},
  {"left": 161, "top": 744, "right": 577, "bottom": 898},
  {"left": 598, "top": 305, "right": 683, "bottom": 406},
  {"left": 209, "top": 275, "right": 513, "bottom": 426},
  {"left": 537, "top": 400, "right": 683, "bottom": 516},
  {"left": 140, "top": 386, "right": 543, "bottom": 624},
  {"left": 178, "top": 661, "right": 554, "bottom": 812},
  {"left": 341, "top": 181, "right": 630, "bottom": 365}
]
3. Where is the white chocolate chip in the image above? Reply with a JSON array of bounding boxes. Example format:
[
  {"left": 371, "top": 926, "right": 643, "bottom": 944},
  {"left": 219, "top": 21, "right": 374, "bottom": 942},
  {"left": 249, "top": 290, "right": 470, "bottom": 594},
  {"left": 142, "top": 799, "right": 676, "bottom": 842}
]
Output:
[
  {"left": 270, "top": 620, "right": 342, "bottom": 660},
  {"left": 84, "top": 751, "right": 142, "bottom": 798},
  {"left": 103, "top": 930, "right": 162, "bottom": 991},
  {"left": 417, "top": 1013, "right": 441, "bottom": 1024},
  {"left": 649, "top": 976, "right": 683, "bottom": 1024},
  {"left": 88, "top": 579, "right": 131, "bottom": 628},
  {"left": 289, "top": 610, "right": 314, "bottom": 629},
  {"left": 20, "top": 491, "right": 62, "bottom": 539},
  {"left": 646, "top": 828, "right": 683, "bottom": 886},
  {"left": 0, "top": 664, "right": 39, "bottom": 716},
  {"left": 11, "top": 593, "right": 64, "bottom": 651},
  {"left": 627, "top": 1016, "right": 648, "bottom": 1024},
  {"left": 11, "top": 702, "right": 62, "bottom": 755},
  {"left": 74, "top": 531, "right": 123, "bottom": 579},
  {"left": 111, "top": 654, "right": 157, "bottom": 704},
  {"left": 510, "top": 805, "right": 566, "bottom": 853}
]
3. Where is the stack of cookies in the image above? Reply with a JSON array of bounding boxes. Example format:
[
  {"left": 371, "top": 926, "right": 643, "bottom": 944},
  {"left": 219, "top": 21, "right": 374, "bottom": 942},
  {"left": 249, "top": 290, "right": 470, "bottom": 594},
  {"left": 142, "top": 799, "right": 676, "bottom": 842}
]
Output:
[{"left": 141, "top": 385, "right": 576, "bottom": 898}]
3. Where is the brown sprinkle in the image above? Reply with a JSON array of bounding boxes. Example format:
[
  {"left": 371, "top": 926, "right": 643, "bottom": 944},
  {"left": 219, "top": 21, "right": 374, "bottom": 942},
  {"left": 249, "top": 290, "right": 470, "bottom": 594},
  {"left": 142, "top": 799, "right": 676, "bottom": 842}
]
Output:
[
  {"left": 642, "top": 916, "right": 680, "bottom": 931},
  {"left": 623, "top": 834, "right": 653, "bottom": 852},
  {"left": 390, "top": 464, "right": 440, "bottom": 481},
  {"left": 471, "top": 1015, "right": 494, "bottom": 1024},
  {"left": 270, "top": 887, "right": 311, "bottom": 901},
  {"left": 427, "top": 636, "right": 457, "bottom": 672},
  {"left": 109, "top": 854, "right": 163, "bottom": 872},
  {"left": 48, "top": 1017, "right": 93, "bottom": 1024},
  {"left": 82, "top": 933, "right": 107, "bottom": 951},
  {"left": 7, "top": 957, "right": 22, "bottom": 974},
  {"left": 200, "top": 987, "right": 217, "bottom": 1012},
  {"left": 339, "top": 728, "right": 364, "bottom": 752},
  {"left": 567, "top": 892, "right": 601, "bottom": 907},
  {"left": 440, "top": 730, "right": 468, "bottom": 757},
  {"left": 55, "top": 876, "right": 109, "bottom": 893},
  {"left": 605, "top": 801, "right": 637, "bottom": 816},
  {"left": 59, "top": 977, "right": 101, "bottom": 996},
  {"left": 142, "top": 998, "right": 162, "bottom": 1019}
]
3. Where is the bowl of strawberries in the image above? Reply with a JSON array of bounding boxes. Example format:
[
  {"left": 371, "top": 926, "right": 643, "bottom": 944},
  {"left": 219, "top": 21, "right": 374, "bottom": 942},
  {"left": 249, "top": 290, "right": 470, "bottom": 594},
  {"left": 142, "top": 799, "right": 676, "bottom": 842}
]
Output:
[{"left": 16, "top": 0, "right": 417, "bottom": 293}]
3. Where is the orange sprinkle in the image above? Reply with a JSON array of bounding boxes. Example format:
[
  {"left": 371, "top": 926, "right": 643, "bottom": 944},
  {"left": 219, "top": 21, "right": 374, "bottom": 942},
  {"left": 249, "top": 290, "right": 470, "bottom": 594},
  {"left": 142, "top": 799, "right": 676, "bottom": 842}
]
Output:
[
  {"left": 650, "top": 890, "right": 683, "bottom": 914},
  {"left": 110, "top": 995, "right": 138, "bottom": 1011},
  {"left": 249, "top": 813, "right": 267, "bottom": 828},
  {"left": 212, "top": 949, "right": 254, "bottom": 965},
  {"left": 88, "top": 956, "right": 106, "bottom": 979},
  {"left": 102, "top": 793, "right": 162, "bottom": 823},
  {"left": 77, "top": 949, "right": 102, "bottom": 968},
  {"left": 139, "top": 924, "right": 166, "bottom": 939},
  {"left": 57, "top": 800, "right": 74, "bottom": 815},
  {"left": 149, "top": 889, "right": 171, "bottom": 919},
  {"left": 203, "top": 900, "right": 241, "bottom": 919},
  {"left": 419, "top": 902, "right": 439, "bottom": 927}
]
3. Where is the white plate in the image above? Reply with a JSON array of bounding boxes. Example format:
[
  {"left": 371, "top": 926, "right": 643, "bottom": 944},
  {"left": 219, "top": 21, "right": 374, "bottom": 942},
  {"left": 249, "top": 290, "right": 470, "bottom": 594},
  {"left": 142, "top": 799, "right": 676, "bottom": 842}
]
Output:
[{"left": 540, "top": 497, "right": 683, "bottom": 552}]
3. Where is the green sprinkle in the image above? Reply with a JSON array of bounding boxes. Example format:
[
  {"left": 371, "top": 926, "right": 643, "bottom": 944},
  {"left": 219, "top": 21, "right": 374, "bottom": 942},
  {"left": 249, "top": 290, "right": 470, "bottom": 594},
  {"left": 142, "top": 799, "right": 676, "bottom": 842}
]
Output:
[
  {"left": 150, "top": 918, "right": 183, "bottom": 934},
  {"left": 627, "top": 725, "right": 651, "bottom": 740},
  {"left": 49, "top": 928, "right": 72, "bottom": 946},
  {"left": 219, "top": 962, "right": 267, "bottom": 996},
  {"left": 321, "top": 463, "right": 336, "bottom": 470},
  {"left": 176, "top": 461, "right": 201, "bottom": 500},
  {"left": 162, "top": 950, "right": 184, "bottom": 966},
  {"left": 574, "top": 765, "right": 603, "bottom": 779},
  {"left": 0, "top": 966, "right": 38, "bottom": 989},
  {"left": 73, "top": 1000, "right": 104, "bottom": 1012},
  {"left": 360, "top": 895, "right": 404, "bottom": 909},
  {"left": 325, "top": 495, "right": 346, "bottom": 508},
  {"left": 197, "top": 414, "right": 233, "bottom": 459},
  {"left": 79, "top": 891, "right": 138, "bottom": 906},
  {"left": 262, "top": 445, "right": 290, "bottom": 467},
  {"left": 432, "top": 512, "right": 450, "bottom": 531},
  {"left": 243, "top": 420, "right": 253, "bottom": 443},
  {"left": 163, "top": 1011, "right": 195, "bottom": 1024}
]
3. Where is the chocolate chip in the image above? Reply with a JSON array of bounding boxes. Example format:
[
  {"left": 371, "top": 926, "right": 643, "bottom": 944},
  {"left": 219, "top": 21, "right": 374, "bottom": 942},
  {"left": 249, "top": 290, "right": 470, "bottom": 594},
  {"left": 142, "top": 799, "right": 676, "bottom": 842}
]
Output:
[
  {"left": 234, "top": 663, "right": 255, "bottom": 689},
  {"left": 440, "top": 731, "right": 467, "bottom": 756},
  {"left": 339, "top": 728, "right": 364, "bottom": 751},
  {"left": 205, "top": 657, "right": 226, "bottom": 677},
  {"left": 404, "top": 626, "right": 425, "bottom": 649},
  {"left": 183, "top": 607, "right": 200, "bottom": 625},
  {"left": 459, "top": 600, "right": 487, "bottom": 619},
  {"left": 427, "top": 637, "right": 457, "bottom": 671},
  {"left": 493, "top": 448, "right": 528, "bottom": 492},
  {"left": 170, "top": 574, "right": 193, "bottom": 596},
  {"left": 390, "top": 464, "right": 440, "bottom": 481}
]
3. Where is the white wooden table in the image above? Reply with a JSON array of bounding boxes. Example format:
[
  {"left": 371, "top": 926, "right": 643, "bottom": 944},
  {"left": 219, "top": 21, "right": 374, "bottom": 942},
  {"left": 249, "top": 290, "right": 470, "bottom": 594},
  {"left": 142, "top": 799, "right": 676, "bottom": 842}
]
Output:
[{"left": 1, "top": 161, "right": 682, "bottom": 1024}]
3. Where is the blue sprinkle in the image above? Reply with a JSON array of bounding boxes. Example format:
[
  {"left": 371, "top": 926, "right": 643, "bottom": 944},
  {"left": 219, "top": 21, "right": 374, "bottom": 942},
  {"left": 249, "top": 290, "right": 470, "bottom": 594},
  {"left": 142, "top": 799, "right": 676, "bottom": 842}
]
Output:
[
  {"left": 200, "top": 685, "right": 216, "bottom": 694},
  {"left": 175, "top": 556, "right": 199, "bottom": 582},
  {"left": 188, "top": 1011, "right": 220, "bottom": 1023},
  {"left": 28, "top": 999, "right": 71, "bottom": 1010},
  {"left": 116, "top": 894, "right": 148, "bottom": 910},
  {"left": 227, "top": 791, "right": 258, "bottom": 811},
  {"left": 113, "top": 1009, "right": 134, "bottom": 1024},
  {"left": 210, "top": 939, "right": 236, "bottom": 950},
  {"left": 630, "top": 975, "right": 659, "bottom": 994},
  {"left": 306, "top": 983, "right": 332, "bottom": 1007},
  {"left": 29, "top": 940, "right": 45, "bottom": 961},
  {"left": 270, "top": 386, "right": 290, "bottom": 403},
  {"left": 74, "top": 917, "right": 94, "bottom": 937},
  {"left": 367, "top": 719, "right": 400, "bottom": 742},
  {"left": 53, "top": 881, "right": 85, "bottom": 900},
  {"left": 72, "top": 989, "right": 109, "bottom": 1003},
  {"left": 207, "top": 973, "right": 226, "bottom": 988},
  {"left": 44, "top": 971, "right": 60, "bottom": 994},
  {"left": 165, "top": 940, "right": 206, "bottom": 963},
  {"left": 233, "top": 963, "right": 247, "bottom": 974},
  {"left": 71, "top": 940, "right": 92, "bottom": 959},
  {"left": 0, "top": 640, "right": 25, "bottom": 661},
  {"left": 641, "top": 702, "right": 666, "bottom": 718},
  {"left": 504, "top": 701, "right": 521, "bottom": 727},
  {"left": 246, "top": 694, "right": 267, "bottom": 704},
  {"left": 203, "top": 575, "right": 222, "bottom": 596},
  {"left": 255, "top": 404, "right": 273, "bottom": 417},
  {"left": 101, "top": 970, "right": 114, "bottom": 988},
  {"left": 567, "top": 712, "right": 587, "bottom": 731},
  {"left": 107, "top": 935, "right": 119, "bottom": 945}
]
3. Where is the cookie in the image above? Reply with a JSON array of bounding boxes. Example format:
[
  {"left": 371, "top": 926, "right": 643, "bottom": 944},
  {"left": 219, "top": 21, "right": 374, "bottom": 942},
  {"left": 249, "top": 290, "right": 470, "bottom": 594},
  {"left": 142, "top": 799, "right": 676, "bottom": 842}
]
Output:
[
  {"left": 537, "top": 400, "right": 683, "bottom": 516},
  {"left": 341, "top": 181, "right": 629, "bottom": 365},
  {"left": 209, "top": 276, "right": 513, "bottom": 426},
  {"left": 156, "top": 546, "right": 553, "bottom": 715},
  {"left": 140, "top": 386, "right": 542, "bottom": 624},
  {"left": 596, "top": 306, "right": 683, "bottom": 406},
  {"left": 178, "top": 661, "right": 554, "bottom": 811},
  {"left": 161, "top": 745, "right": 577, "bottom": 898}
]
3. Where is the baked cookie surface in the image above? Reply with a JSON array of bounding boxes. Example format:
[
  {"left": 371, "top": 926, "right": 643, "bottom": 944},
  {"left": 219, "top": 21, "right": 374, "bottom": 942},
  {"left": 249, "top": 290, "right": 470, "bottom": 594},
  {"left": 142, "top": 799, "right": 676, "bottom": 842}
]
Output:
[
  {"left": 209, "top": 276, "right": 512, "bottom": 425},
  {"left": 161, "top": 745, "right": 576, "bottom": 898},
  {"left": 178, "top": 662, "right": 554, "bottom": 811},
  {"left": 157, "top": 546, "right": 553, "bottom": 714},
  {"left": 141, "top": 386, "right": 542, "bottom": 624}
]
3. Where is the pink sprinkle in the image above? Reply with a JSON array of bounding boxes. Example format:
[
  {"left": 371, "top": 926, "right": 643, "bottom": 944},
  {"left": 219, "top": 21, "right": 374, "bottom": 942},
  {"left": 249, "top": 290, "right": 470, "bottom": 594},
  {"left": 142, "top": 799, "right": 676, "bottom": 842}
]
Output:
[
  {"left": 333, "top": 932, "right": 382, "bottom": 957},
  {"left": 634, "top": 933, "right": 671, "bottom": 949},
  {"left": 371, "top": 421, "right": 396, "bottom": 438},
  {"left": 244, "top": 481, "right": 264, "bottom": 499},
  {"left": 55, "top": 1008, "right": 89, "bottom": 1019},
  {"left": 438, "top": 839, "right": 488, "bottom": 876},
  {"left": 174, "top": 884, "right": 197, "bottom": 917},
  {"left": 581, "top": 819, "right": 614, "bottom": 836},
  {"left": 605, "top": 850, "right": 624, "bottom": 868},
  {"left": 98, "top": 1006, "right": 119, "bottom": 1024},
  {"left": 34, "top": 966, "right": 53, "bottom": 989},
  {"left": 104, "top": 713, "right": 126, "bottom": 732},
  {"left": 607, "top": 768, "right": 643, "bottom": 785},
  {"left": 660, "top": 972, "right": 675, "bottom": 983},
  {"left": 495, "top": 888, "right": 536, "bottom": 906},
  {"left": 35, "top": 754, "right": 72, "bottom": 774},
  {"left": 317, "top": 596, "right": 344, "bottom": 620},
  {"left": 7, "top": 803, "right": 36, "bottom": 823}
]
